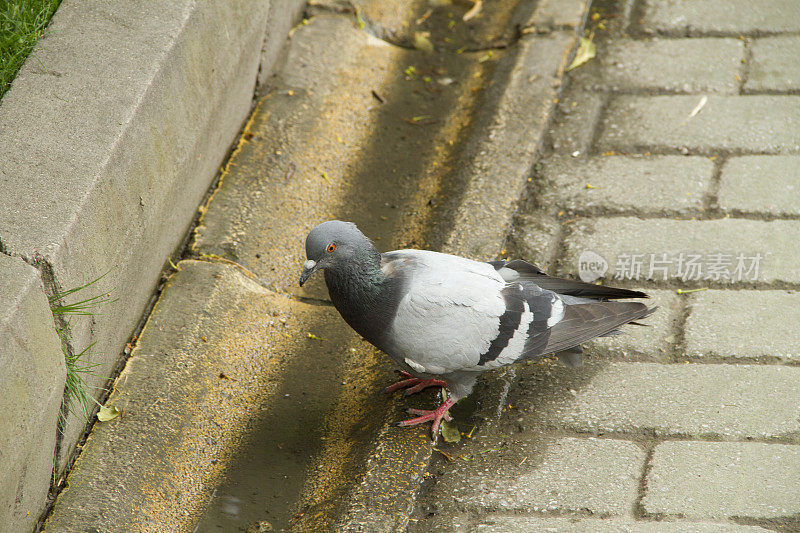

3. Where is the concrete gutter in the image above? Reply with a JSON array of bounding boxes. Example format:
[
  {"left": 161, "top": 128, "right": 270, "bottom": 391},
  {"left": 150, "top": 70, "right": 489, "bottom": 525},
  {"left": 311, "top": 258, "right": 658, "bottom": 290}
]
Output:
[
  {"left": 43, "top": 0, "right": 590, "bottom": 531},
  {"left": 0, "top": 0, "right": 303, "bottom": 531}
]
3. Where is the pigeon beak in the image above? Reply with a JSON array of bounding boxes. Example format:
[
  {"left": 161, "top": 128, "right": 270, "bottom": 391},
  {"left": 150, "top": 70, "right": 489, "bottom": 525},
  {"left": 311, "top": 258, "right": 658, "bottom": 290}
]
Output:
[{"left": 299, "top": 259, "right": 320, "bottom": 286}]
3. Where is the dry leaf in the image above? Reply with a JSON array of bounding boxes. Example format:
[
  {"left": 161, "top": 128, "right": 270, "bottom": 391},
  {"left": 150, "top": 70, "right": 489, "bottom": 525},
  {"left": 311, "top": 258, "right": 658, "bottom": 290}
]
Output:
[
  {"left": 567, "top": 37, "right": 596, "bottom": 71},
  {"left": 414, "top": 32, "right": 434, "bottom": 53},
  {"left": 97, "top": 405, "right": 120, "bottom": 422},
  {"left": 440, "top": 419, "right": 461, "bottom": 442}
]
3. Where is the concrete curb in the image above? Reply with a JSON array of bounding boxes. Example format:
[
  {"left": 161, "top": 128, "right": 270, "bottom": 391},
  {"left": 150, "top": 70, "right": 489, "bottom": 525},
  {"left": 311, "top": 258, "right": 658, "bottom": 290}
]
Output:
[
  {"left": 0, "top": 0, "right": 302, "bottom": 530},
  {"left": 0, "top": 255, "right": 65, "bottom": 533}
]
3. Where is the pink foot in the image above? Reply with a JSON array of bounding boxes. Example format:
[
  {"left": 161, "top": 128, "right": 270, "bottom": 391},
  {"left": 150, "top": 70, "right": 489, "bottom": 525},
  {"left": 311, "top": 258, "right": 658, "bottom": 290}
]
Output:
[
  {"left": 385, "top": 371, "right": 447, "bottom": 395},
  {"left": 395, "top": 397, "right": 457, "bottom": 439}
]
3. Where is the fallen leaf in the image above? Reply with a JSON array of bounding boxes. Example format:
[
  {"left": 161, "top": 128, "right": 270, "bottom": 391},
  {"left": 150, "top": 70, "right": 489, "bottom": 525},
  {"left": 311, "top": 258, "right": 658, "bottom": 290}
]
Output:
[
  {"left": 567, "top": 37, "right": 596, "bottom": 71},
  {"left": 440, "top": 419, "right": 461, "bottom": 442},
  {"left": 354, "top": 8, "right": 365, "bottom": 29},
  {"left": 97, "top": 405, "right": 120, "bottom": 422},
  {"left": 307, "top": 333, "right": 324, "bottom": 340},
  {"left": 414, "top": 32, "right": 434, "bottom": 53}
]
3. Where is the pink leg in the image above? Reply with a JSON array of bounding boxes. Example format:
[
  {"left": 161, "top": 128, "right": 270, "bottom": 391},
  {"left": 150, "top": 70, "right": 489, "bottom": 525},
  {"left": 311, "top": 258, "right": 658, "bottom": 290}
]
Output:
[
  {"left": 407, "top": 408, "right": 452, "bottom": 422},
  {"left": 395, "top": 397, "right": 457, "bottom": 439},
  {"left": 384, "top": 378, "right": 421, "bottom": 393},
  {"left": 385, "top": 371, "right": 447, "bottom": 395}
]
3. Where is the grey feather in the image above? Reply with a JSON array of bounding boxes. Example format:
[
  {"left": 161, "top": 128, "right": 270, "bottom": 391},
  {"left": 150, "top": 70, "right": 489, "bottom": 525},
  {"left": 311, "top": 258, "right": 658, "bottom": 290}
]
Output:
[{"left": 301, "top": 221, "right": 654, "bottom": 402}]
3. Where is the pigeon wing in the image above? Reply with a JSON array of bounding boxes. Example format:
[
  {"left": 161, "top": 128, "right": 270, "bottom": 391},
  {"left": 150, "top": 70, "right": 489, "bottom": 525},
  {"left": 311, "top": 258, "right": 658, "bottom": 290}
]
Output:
[
  {"left": 385, "top": 250, "right": 506, "bottom": 375},
  {"left": 490, "top": 259, "right": 648, "bottom": 300}
]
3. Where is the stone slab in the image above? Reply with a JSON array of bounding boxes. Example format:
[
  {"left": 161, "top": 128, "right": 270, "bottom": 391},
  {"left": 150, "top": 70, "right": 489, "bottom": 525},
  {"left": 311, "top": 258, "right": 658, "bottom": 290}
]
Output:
[
  {"left": 745, "top": 36, "right": 800, "bottom": 93},
  {"left": 564, "top": 217, "right": 800, "bottom": 284},
  {"left": 644, "top": 441, "right": 800, "bottom": 520},
  {"left": 439, "top": 30, "right": 583, "bottom": 259},
  {"left": 527, "top": 0, "right": 589, "bottom": 29},
  {"left": 0, "top": 0, "right": 271, "bottom": 474},
  {"left": 425, "top": 437, "right": 643, "bottom": 516},
  {"left": 45, "top": 260, "right": 394, "bottom": 532},
  {"left": 574, "top": 38, "right": 744, "bottom": 93},
  {"left": 585, "top": 289, "right": 679, "bottom": 361},
  {"left": 643, "top": 0, "right": 800, "bottom": 35},
  {"left": 550, "top": 91, "right": 604, "bottom": 155},
  {"left": 0, "top": 254, "right": 65, "bottom": 533},
  {"left": 598, "top": 96, "right": 800, "bottom": 154},
  {"left": 718, "top": 156, "right": 800, "bottom": 216},
  {"left": 532, "top": 362, "right": 800, "bottom": 440},
  {"left": 471, "top": 516, "right": 771, "bottom": 532},
  {"left": 507, "top": 212, "right": 562, "bottom": 271},
  {"left": 541, "top": 155, "right": 713, "bottom": 214},
  {"left": 685, "top": 289, "right": 800, "bottom": 362}
]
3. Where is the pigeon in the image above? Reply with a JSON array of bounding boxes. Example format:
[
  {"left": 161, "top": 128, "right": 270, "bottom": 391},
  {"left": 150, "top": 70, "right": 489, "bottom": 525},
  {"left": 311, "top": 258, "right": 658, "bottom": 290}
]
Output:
[{"left": 299, "top": 220, "right": 653, "bottom": 438}]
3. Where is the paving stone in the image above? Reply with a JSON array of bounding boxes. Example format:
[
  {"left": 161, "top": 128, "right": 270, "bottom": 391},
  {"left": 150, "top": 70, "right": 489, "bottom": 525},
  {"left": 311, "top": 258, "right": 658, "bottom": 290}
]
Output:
[
  {"left": 575, "top": 38, "right": 743, "bottom": 93},
  {"left": 643, "top": 0, "right": 800, "bottom": 34},
  {"left": 565, "top": 217, "right": 800, "bottom": 284},
  {"left": 542, "top": 155, "right": 713, "bottom": 213},
  {"left": 537, "top": 362, "right": 800, "bottom": 440},
  {"left": 472, "top": 516, "right": 771, "bottom": 532},
  {"left": 0, "top": 255, "right": 65, "bottom": 533},
  {"left": 527, "top": 0, "right": 589, "bottom": 29},
  {"left": 507, "top": 212, "right": 562, "bottom": 271},
  {"left": 644, "top": 441, "right": 800, "bottom": 520},
  {"left": 428, "top": 437, "right": 643, "bottom": 515},
  {"left": 585, "top": 290, "right": 679, "bottom": 361},
  {"left": 550, "top": 91, "right": 604, "bottom": 155},
  {"left": 718, "top": 156, "right": 800, "bottom": 216},
  {"left": 746, "top": 36, "right": 800, "bottom": 93},
  {"left": 685, "top": 290, "right": 800, "bottom": 362},
  {"left": 598, "top": 96, "right": 800, "bottom": 154}
]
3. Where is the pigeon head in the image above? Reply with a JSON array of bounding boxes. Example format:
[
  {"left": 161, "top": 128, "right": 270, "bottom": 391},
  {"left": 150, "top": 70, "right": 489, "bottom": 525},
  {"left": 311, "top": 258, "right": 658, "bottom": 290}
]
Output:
[{"left": 299, "top": 220, "right": 376, "bottom": 286}]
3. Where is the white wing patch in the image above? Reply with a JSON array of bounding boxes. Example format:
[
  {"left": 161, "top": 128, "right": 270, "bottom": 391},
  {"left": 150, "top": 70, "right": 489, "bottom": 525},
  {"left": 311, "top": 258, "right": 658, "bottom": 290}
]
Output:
[
  {"left": 404, "top": 358, "right": 428, "bottom": 374},
  {"left": 548, "top": 298, "right": 565, "bottom": 327}
]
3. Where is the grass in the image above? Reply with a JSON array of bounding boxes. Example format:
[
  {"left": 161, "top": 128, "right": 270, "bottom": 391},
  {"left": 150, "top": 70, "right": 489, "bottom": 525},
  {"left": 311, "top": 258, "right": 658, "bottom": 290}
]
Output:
[
  {"left": 49, "top": 274, "right": 116, "bottom": 421},
  {"left": 0, "top": 0, "right": 62, "bottom": 99}
]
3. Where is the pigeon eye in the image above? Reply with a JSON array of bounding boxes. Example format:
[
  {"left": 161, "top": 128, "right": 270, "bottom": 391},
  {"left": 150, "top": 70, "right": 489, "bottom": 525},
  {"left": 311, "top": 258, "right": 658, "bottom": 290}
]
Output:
[{"left": 326, "top": 243, "right": 336, "bottom": 253}]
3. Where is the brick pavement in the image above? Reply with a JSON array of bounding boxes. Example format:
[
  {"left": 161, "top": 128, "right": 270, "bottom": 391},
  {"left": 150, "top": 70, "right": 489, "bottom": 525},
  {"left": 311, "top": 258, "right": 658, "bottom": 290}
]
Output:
[{"left": 411, "top": 1, "right": 800, "bottom": 530}]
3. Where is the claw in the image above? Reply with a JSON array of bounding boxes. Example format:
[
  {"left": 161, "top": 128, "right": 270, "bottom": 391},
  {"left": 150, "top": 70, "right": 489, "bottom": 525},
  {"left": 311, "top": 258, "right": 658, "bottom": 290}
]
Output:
[
  {"left": 396, "top": 397, "right": 457, "bottom": 439},
  {"left": 385, "top": 374, "right": 447, "bottom": 395}
]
